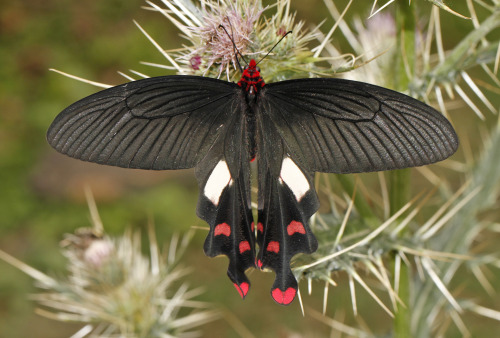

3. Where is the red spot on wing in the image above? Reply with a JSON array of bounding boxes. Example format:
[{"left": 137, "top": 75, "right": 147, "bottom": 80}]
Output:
[
  {"left": 272, "top": 287, "right": 297, "bottom": 305},
  {"left": 234, "top": 282, "right": 250, "bottom": 299},
  {"left": 251, "top": 222, "right": 254, "bottom": 232},
  {"left": 267, "top": 241, "right": 280, "bottom": 253},
  {"left": 287, "top": 221, "right": 306, "bottom": 235},
  {"left": 239, "top": 241, "right": 251, "bottom": 253},
  {"left": 214, "top": 223, "right": 231, "bottom": 236}
]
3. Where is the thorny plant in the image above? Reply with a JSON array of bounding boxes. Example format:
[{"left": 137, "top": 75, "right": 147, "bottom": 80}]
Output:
[
  {"left": 0, "top": 189, "right": 218, "bottom": 337},
  {"left": 4, "top": 0, "right": 500, "bottom": 336}
]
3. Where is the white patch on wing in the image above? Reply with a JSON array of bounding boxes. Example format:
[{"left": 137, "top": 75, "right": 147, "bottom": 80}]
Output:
[
  {"left": 279, "top": 157, "right": 310, "bottom": 201},
  {"left": 204, "top": 160, "right": 232, "bottom": 206}
]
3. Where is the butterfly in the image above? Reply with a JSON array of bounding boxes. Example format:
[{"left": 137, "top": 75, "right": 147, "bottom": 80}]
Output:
[{"left": 47, "top": 57, "right": 458, "bottom": 305}]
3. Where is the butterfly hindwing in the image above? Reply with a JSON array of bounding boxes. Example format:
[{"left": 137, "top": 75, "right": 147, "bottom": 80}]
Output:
[
  {"left": 195, "top": 93, "right": 255, "bottom": 299},
  {"left": 197, "top": 160, "right": 255, "bottom": 298},
  {"left": 255, "top": 111, "right": 319, "bottom": 305},
  {"left": 260, "top": 78, "right": 459, "bottom": 174}
]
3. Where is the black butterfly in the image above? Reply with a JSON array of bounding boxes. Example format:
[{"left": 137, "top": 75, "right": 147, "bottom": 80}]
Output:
[{"left": 47, "top": 58, "right": 458, "bottom": 305}]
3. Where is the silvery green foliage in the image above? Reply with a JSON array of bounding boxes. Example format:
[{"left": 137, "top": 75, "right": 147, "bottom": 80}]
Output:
[{"left": 1, "top": 221, "right": 218, "bottom": 337}]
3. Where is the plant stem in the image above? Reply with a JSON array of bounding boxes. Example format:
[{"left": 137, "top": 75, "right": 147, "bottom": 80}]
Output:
[
  {"left": 391, "top": 251, "right": 410, "bottom": 337},
  {"left": 390, "top": 2, "right": 417, "bottom": 336},
  {"left": 389, "top": 169, "right": 411, "bottom": 217}
]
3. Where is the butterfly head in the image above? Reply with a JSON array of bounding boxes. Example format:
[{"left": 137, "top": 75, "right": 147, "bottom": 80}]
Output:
[
  {"left": 246, "top": 59, "right": 260, "bottom": 72},
  {"left": 238, "top": 59, "right": 265, "bottom": 95}
]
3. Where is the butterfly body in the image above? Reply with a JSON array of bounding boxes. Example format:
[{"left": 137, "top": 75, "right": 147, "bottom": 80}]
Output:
[{"left": 48, "top": 59, "right": 458, "bottom": 305}]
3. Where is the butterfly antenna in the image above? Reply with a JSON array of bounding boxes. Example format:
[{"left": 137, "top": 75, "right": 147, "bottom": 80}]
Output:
[
  {"left": 226, "top": 19, "right": 247, "bottom": 70},
  {"left": 256, "top": 31, "right": 292, "bottom": 66},
  {"left": 218, "top": 24, "right": 246, "bottom": 73}
]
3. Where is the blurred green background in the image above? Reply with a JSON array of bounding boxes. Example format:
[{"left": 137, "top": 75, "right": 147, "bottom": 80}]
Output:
[{"left": 0, "top": 0, "right": 496, "bottom": 337}]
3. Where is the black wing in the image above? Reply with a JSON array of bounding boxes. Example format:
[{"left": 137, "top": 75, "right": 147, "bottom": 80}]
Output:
[
  {"left": 255, "top": 110, "right": 319, "bottom": 305},
  {"left": 259, "top": 78, "right": 458, "bottom": 174},
  {"left": 47, "top": 76, "right": 237, "bottom": 170},
  {"left": 254, "top": 78, "right": 458, "bottom": 305},
  {"left": 195, "top": 90, "right": 255, "bottom": 299},
  {"left": 48, "top": 76, "right": 256, "bottom": 298}
]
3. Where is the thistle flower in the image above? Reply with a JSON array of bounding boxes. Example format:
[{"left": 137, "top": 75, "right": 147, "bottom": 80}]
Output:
[
  {"left": 138, "top": 0, "right": 375, "bottom": 82},
  {"left": 0, "top": 193, "right": 218, "bottom": 337}
]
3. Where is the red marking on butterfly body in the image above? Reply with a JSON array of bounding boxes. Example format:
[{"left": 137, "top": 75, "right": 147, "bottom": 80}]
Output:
[
  {"left": 237, "top": 59, "right": 265, "bottom": 94},
  {"left": 251, "top": 222, "right": 263, "bottom": 233},
  {"left": 234, "top": 282, "right": 250, "bottom": 299},
  {"left": 239, "top": 241, "right": 251, "bottom": 253},
  {"left": 287, "top": 220, "right": 306, "bottom": 235},
  {"left": 267, "top": 241, "right": 280, "bottom": 253},
  {"left": 214, "top": 223, "right": 231, "bottom": 236},
  {"left": 272, "top": 287, "right": 296, "bottom": 305},
  {"left": 257, "top": 259, "right": 263, "bottom": 269}
]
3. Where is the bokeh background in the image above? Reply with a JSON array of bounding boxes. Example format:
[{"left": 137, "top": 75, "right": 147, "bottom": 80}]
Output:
[{"left": 0, "top": 0, "right": 498, "bottom": 337}]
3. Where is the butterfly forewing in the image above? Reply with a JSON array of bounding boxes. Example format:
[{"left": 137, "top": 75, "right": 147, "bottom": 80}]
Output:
[
  {"left": 47, "top": 76, "right": 238, "bottom": 170},
  {"left": 260, "top": 78, "right": 458, "bottom": 174}
]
